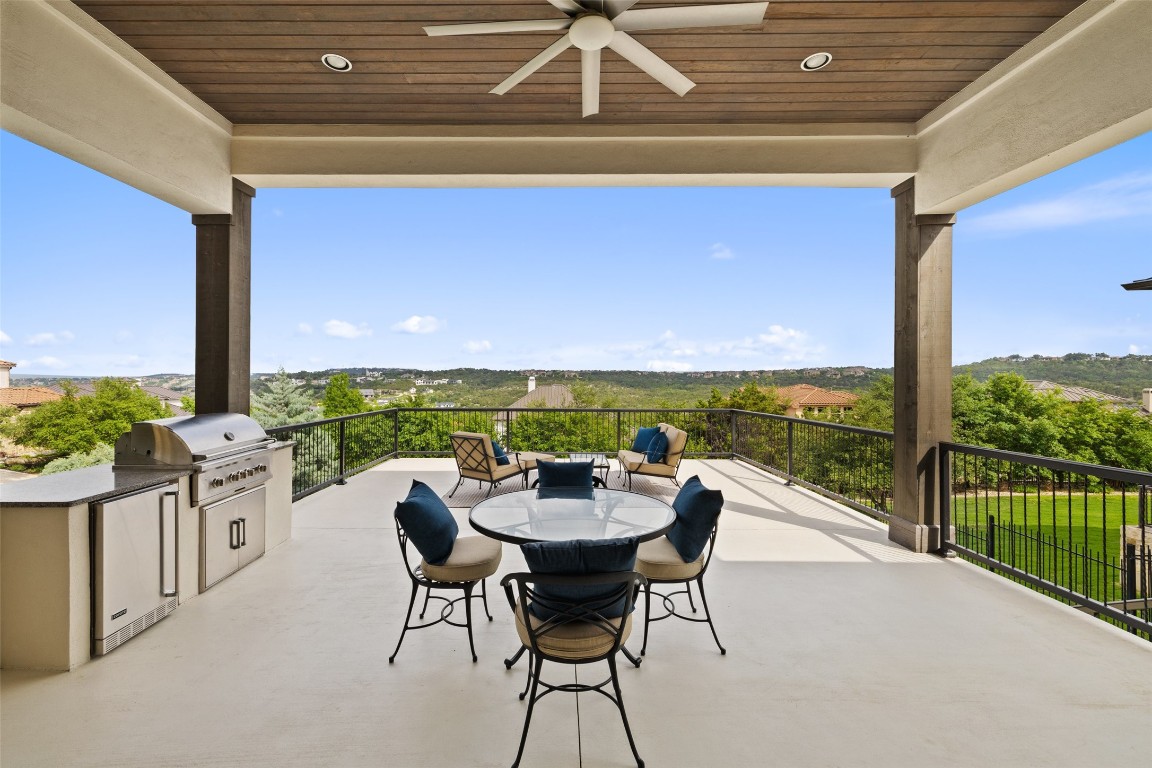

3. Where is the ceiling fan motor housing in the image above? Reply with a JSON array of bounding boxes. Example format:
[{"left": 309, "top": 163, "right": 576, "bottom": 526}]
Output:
[{"left": 570, "top": 14, "right": 615, "bottom": 51}]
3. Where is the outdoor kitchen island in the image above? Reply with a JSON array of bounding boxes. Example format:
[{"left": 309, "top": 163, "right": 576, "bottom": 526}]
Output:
[{"left": 0, "top": 439, "right": 293, "bottom": 671}]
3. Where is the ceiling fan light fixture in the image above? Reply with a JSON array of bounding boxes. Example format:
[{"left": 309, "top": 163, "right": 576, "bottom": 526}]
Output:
[
  {"left": 321, "top": 53, "right": 352, "bottom": 72},
  {"left": 569, "top": 14, "right": 616, "bottom": 51},
  {"left": 801, "top": 52, "right": 832, "bottom": 71}
]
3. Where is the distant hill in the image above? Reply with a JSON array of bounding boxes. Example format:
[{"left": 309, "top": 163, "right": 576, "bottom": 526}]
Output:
[
  {"left": 12, "top": 353, "right": 1147, "bottom": 407},
  {"left": 952, "top": 353, "right": 1149, "bottom": 400}
]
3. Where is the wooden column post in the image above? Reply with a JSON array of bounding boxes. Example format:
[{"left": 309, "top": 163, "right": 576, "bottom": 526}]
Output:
[
  {"left": 890, "top": 178, "right": 954, "bottom": 553},
  {"left": 193, "top": 179, "right": 255, "bottom": 415}
]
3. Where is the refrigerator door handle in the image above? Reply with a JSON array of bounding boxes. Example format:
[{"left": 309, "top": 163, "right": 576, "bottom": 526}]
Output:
[{"left": 160, "top": 490, "right": 179, "bottom": 597}]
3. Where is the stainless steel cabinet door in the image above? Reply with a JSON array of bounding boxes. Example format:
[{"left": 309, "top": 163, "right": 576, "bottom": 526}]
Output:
[
  {"left": 235, "top": 486, "right": 266, "bottom": 569},
  {"left": 200, "top": 486, "right": 267, "bottom": 592}
]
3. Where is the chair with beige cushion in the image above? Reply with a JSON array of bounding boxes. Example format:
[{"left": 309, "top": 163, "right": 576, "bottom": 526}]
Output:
[
  {"left": 617, "top": 422, "right": 688, "bottom": 490},
  {"left": 389, "top": 480, "right": 502, "bottom": 663},
  {"left": 502, "top": 537, "right": 647, "bottom": 768},
  {"left": 448, "top": 431, "right": 554, "bottom": 498},
  {"left": 634, "top": 475, "right": 726, "bottom": 657}
]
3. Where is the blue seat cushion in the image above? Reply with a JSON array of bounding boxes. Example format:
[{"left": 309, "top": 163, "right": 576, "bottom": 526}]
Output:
[
  {"left": 536, "top": 459, "right": 594, "bottom": 488},
  {"left": 491, "top": 440, "right": 511, "bottom": 466},
  {"left": 520, "top": 537, "right": 639, "bottom": 619},
  {"left": 666, "top": 475, "right": 723, "bottom": 562},
  {"left": 630, "top": 426, "right": 661, "bottom": 453},
  {"left": 644, "top": 430, "right": 669, "bottom": 463},
  {"left": 394, "top": 479, "right": 458, "bottom": 565}
]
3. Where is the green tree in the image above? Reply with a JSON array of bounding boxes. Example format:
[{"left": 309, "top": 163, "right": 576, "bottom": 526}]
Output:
[
  {"left": 2, "top": 379, "right": 169, "bottom": 455},
  {"left": 251, "top": 368, "right": 316, "bottom": 428},
  {"left": 321, "top": 373, "right": 367, "bottom": 417},
  {"left": 42, "top": 443, "right": 115, "bottom": 474},
  {"left": 180, "top": 395, "right": 196, "bottom": 414}
]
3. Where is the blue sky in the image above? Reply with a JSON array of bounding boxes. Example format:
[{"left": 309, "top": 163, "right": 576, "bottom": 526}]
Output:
[{"left": 1, "top": 129, "right": 1148, "bottom": 376}]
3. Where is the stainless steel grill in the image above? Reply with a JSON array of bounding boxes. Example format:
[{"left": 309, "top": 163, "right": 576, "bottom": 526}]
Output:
[{"left": 114, "top": 413, "right": 274, "bottom": 505}]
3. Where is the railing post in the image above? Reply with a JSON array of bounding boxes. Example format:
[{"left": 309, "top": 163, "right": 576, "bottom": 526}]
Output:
[
  {"left": 616, "top": 410, "right": 623, "bottom": 452},
  {"left": 730, "top": 409, "right": 736, "bottom": 458},
  {"left": 986, "top": 514, "right": 995, "bottom": 561},
  {"left": 938, "top": 443, "right": 955, "bottom": 557},
  {"left": 335, "top": 418, "right": 347, "bottom": 485},
  {"left": 785, "top": 421, "right": 794, "bottom": 485},
  {"left": 392, "top": 409, "right": 399, "bottom": 458}
]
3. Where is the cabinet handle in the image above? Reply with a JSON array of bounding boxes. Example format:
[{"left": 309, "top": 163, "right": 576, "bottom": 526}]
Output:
[
  {"left": 230, "top": 519, "right": 241, "bottom": 550},
  {"left": 238, "top": 516, "right": 247, "bottom": 547},
  {"left": 160, "top": 490, "right": 178, "bottom": 597}
]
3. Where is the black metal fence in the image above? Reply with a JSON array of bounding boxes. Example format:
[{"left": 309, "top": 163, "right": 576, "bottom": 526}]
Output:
[{"left": 941, "top": 443, "right": 1151, "bottom": 638}]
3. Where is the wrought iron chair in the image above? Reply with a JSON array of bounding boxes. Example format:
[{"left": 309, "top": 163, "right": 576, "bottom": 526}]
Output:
[
  {"left": 634, "top": 476, "right": 726, "bottom": 656},
  {"left": 502, "top": 568, "right": 648, "bottom": 768},
  {"left": 389, "top": 516, "right": 501, "bottom": 663},
  {"left": 448, "top": 431, "right": 554, "bottom": 498}
]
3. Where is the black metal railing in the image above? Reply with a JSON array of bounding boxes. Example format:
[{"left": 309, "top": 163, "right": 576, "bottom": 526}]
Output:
[
  {"left": 941, "top": 443, "right": 1151, "bottom": 638},
  {"left": 732, "top": 410, "right": 894, "bottom": 520}
]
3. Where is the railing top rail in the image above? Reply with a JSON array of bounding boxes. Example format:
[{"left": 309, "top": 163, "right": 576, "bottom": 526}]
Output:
[
  {"left": 941, "top": 441, "right": 1152, "bottom": 485},
  {"left": 730, "top": 409, "right": 894, "bottom": 439},
  {"left": 265, "top": 409, "right": 396, "bottom": 434}
]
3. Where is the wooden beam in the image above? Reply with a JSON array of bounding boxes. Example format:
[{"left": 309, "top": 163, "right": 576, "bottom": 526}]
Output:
[
  {"left": 891, "top": 179, "right": 954, "bottom": 553},
  {"left": 194, "top": 179, "right": 255, "bottom": 415}
]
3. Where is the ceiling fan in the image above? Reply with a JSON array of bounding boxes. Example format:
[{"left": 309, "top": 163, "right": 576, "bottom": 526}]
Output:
[{"left": 424, "top": 1, "right": 770, "bottom": 117}]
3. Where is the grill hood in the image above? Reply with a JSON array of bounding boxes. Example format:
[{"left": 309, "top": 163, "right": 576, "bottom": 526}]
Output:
[{"left": 115, "top": 413, "right": 272, "bottom": 467}]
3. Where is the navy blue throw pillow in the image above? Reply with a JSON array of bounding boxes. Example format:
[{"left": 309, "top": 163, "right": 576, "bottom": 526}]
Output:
[
  {"left": 394, "top": 479, "right": 458, "bottom": 565},
  {"left": 521, "top": 537, "right": 639, "bottom": 619},
  {"left": 536, "top": 459, "right": 594, "bottom": 489},
  {"left": 491, "top": 440, "right": 511, "bottom": 466},
  {"left": 666, "top": 475, "right": 723, "bottom": 562},
  {"left": 630, "top": 426, "right": 661, "bottom": 453},
  {"left": 645, "top": 430, "right": 669, "bottom": 463}
]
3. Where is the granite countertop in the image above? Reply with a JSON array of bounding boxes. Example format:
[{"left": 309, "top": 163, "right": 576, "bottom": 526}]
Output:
[{"left": 0, "top": 465, "right": 189, "bottom": 507}]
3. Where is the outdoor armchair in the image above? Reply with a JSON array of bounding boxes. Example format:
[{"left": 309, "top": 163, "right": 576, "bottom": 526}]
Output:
[
  {"left": 448, "top": 431, "right": 554, "bottom": 498},
  {"left": 617, "top": 422, "right": 688, "bottom": 490}
]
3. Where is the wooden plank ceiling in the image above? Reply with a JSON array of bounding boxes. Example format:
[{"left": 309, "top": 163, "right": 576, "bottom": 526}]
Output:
[{"left": 73, "top": 0, "right": 1085, "bottom": 125}]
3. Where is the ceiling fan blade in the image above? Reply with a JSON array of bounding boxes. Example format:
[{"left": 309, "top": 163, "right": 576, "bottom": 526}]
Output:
[
  {"left": 602, "top": 1, "right": 642, "bottom": 19},
  {"left": 614, "top": 2, "right": 769, "bottom": 32},
  {"left": 424, "top": 18, "right": 572, "bottom": 37},
  {"left": 491, "top": 34, "right": 574, "bottom": 95},
  {"left": 545, "top": 0, "right": 585, "bottom": 14},
  {"left": 581, "top": 48, "right": 601, "bottom": 117},
  {"left": 607, "top": 31, "right": 695, "bottom": 97}
]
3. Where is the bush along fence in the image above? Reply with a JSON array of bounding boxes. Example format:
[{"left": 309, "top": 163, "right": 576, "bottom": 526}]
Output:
[{"left": 269, "top": 407, "right": 1150, "bottom": 638}]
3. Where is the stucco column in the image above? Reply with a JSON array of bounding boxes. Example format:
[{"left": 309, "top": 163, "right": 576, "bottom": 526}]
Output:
[
  {"left": 890, "top": 178, "right": 954, "bottom": 553},
  {"left": 193, "top": 179, "right": 255, "bottom": 415}
]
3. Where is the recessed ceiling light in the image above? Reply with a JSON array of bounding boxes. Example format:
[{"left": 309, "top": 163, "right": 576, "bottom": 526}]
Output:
[
  {"left": 801, "top": 52, "right": 832, "bottom": 72},
  {"left": 321, "top": 53, "right": 352, "bottom": 72}
]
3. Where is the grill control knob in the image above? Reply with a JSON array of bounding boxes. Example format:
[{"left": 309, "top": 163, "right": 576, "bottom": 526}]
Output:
[{"left": 211, "top": 478, "right": 225, "bottom": 488}]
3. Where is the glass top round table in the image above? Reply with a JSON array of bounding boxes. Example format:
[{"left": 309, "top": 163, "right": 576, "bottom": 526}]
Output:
[{"left": 469, "top": 488, "right": 676, "bottom": 545}]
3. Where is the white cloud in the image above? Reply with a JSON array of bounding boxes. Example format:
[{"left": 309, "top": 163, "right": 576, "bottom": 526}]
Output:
[
  {"left": 647, "top": 360, "right": 694, "bottom": 372},
  {"left": 464, "top": 339, "right": 492, "bottom": 353},
  {"left": 391, "top": 315, "right": 443, "bottom": 334},
  {"left": 323, "top": 319, "right": 372, "bottom": 339},
  {"left": 967, "top": 172, "right": 1152, "bottom": 234},
  {"left": 31, "top": 356, "right": 68, "bottom": 370},
  {"left": 297, "top": 323, "right": 313, "bottom": 335},
  {"left": 1129, "top": 344, "right": 1141, "bottom": 354},
  {"left": 26, "top": 330, "right": 75, "bottom": 346},
  {"left": 701, "top": 324, "right": 820, "bottom": 362},
  {"left": 709, "top": 242, "right": 735, "bottom": 260},
  {"left": 110, "top": 355, "right": 144, "bottom": 368},
  {"left": 0, "top": 329, "right": 11, "bottom": 344}
]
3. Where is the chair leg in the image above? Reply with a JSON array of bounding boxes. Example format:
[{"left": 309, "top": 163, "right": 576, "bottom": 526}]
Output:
[
  {"left": 640, "top": 579, "right": 653, "bottom": 656},
  {"left": 418, "top": 586, "right": 432, "bottom": 620},
  {"left": 695, "top": 575, "right": 726, "bottom": 655},
  {"left": 511, "top": 654, "right": 544, "bottom": 768},
  {"left": 517, "top": 649, "right": 533, "bottom": 700},
  {"left": 447, "top": 476, "right": 465, "bottom": 498},
  {"left": 504, "top": 645, "right": 527, "bottom": 669},
  {"left": 608, "top": 655, "right": 645, "bottom": 768},
  {"left": 463, "top": 581, "right": 478, "bottom": 663},
  {"left": 686, "top": 581, "right": 698, "bottom": 613},
  {"left": 389, "top": 580, "right": 420, "bottom": 664},
  {"left": 480, "top": 577, "right": 493, "bottom": 621}
]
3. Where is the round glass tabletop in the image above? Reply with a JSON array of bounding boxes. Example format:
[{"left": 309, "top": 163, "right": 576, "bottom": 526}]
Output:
[{"left": 469, "top": 487, "right": 676, "bottom": 545}]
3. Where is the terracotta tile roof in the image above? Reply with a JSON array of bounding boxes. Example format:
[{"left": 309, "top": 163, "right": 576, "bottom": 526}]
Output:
[
  {"left": 776, "top": 384, "right": 860, "bottom": 408},
  {"left": 0, "top": 360, "right": 16, "bottom": 368},
  {"left": 0, "top": 387, "right": 63, "bottom": 408}
]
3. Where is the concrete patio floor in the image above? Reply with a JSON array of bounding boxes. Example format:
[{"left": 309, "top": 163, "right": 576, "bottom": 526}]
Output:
[{"left": 3, "top": 459, "right": 1149, "bottom": 767}]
